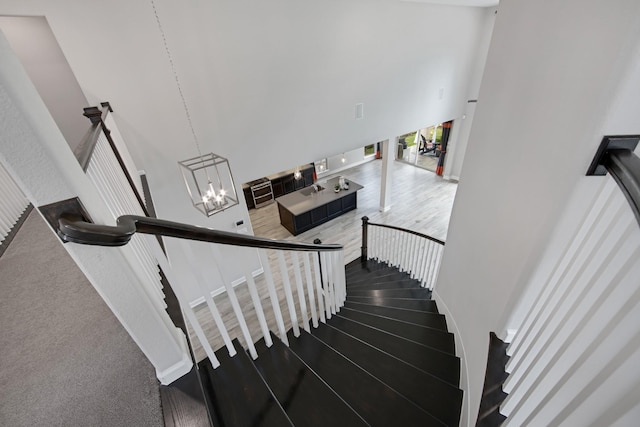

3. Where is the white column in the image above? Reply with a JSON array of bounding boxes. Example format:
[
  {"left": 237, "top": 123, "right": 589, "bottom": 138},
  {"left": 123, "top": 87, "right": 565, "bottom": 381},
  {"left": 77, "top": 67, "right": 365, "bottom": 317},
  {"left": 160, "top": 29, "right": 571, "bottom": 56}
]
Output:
[
  {"left": 379, "top": 138, "right": 395, "bottom": 212},
  {"left": 0, "top": 33, "right": 191, "bottom": 384}
]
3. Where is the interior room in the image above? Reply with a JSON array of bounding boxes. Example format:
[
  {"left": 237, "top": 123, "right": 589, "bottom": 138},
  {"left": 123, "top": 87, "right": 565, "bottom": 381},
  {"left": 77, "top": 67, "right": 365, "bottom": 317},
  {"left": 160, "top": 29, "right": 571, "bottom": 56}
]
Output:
[{"left": 2, "top": 0, "right": 639, "bottom": 426}]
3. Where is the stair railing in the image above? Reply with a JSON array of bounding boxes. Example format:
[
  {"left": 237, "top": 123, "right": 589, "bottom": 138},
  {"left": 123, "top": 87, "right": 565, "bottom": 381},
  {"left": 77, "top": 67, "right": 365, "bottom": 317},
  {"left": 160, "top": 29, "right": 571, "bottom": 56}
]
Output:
[
  {"left": 72, "top": 102, "right": 166, "bottom": 313},
  {"left": 53, "top": 211, "right": 346, "bottom": 368},
  {"left": 360, "top": 216, "right": 444, "bottom": 290},
  {"left": 500, "top": 136, "right": 640, "bottom": 425}
]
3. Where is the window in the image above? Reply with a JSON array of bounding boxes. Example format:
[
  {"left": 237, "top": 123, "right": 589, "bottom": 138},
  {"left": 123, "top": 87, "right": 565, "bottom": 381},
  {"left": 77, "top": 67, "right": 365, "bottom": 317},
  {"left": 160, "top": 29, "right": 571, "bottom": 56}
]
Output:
[{"left": 314, "top": 158, "right": 328, "bottom": 175}]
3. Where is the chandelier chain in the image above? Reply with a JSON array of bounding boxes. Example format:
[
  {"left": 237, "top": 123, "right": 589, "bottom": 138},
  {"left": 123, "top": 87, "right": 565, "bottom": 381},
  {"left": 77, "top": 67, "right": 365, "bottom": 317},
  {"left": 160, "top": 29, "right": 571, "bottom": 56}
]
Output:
[{"left": 151, "top": 0, "right": 203, "bottom": 158}]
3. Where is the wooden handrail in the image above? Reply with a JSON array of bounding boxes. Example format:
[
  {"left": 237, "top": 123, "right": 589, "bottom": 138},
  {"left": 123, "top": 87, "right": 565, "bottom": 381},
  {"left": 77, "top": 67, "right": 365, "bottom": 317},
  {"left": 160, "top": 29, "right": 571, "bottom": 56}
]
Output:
[
  {"left": 57, "top": 211, "right": 343, "bottom": 252},
  {"left": 361, "top": 216, "right": 445, "bottom": 246},
  {"left": 587, "top": 135, "right": 640, "bottom": 227}
]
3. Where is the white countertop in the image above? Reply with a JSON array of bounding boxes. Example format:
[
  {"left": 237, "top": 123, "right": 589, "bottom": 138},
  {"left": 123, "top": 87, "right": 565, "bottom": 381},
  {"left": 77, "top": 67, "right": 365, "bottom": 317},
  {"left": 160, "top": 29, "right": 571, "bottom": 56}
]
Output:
[{"left": 276, "top": 177, "right": 363, "bottom": 216}]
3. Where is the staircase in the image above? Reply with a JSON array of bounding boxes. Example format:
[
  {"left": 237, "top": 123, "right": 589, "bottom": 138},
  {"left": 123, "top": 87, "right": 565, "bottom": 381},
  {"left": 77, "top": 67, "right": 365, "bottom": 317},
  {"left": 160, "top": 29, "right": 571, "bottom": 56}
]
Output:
[{"left": 198, "top": 258, "right": 463, "bottom": 426}]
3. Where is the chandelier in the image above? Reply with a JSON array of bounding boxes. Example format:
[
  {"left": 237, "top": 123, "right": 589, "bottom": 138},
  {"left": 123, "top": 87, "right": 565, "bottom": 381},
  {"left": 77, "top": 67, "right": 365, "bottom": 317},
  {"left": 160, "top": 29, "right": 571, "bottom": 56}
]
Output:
[
  {"left": 179, "top": 153, "right": 238, "bottom": 216},
  {"left": 153, "top": 0, "right": 238, "bottom": 217}
]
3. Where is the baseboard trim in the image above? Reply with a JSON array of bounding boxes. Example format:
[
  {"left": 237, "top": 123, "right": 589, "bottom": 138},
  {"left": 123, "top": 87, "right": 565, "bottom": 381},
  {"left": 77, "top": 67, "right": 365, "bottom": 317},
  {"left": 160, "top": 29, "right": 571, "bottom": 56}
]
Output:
[
  {"left": 188, "top": 267, "right": 265, "bottom": 308},
  {"left": 156, "top": 331, "right": 194, "bottom": 385},
  {"left": 432, "top": 289, "right": 471, "bottom": 427}
]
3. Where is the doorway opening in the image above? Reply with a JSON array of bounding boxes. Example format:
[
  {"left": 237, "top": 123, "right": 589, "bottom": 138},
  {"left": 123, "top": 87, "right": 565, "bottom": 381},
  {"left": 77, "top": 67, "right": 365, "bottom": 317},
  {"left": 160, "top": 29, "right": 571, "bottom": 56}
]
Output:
[{"left": 396, "top": 121, "right": 453, "bottom": 175}]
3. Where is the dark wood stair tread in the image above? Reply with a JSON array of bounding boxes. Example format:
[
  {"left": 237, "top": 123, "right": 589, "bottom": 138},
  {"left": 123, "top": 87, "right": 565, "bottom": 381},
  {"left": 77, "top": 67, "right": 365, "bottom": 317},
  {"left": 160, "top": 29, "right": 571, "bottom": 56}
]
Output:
[
  {"left": 251, "top": 333, "right": 368, "bottom": 427},
  {"left": 198, "top": 339, "right": 292, "bottom": 427},
  {"left": 478, "top": 388, "right": 508, "bottom": 419},
  {"left": 347, "top": 272, "right": 414, "bottom": 286},
  {"left": 347, "top": 279, "right": 428, "bottom": 290},
  {"left": 344, "top": 300, "right": 448, "bottom": 330},
  {"left": 328, "top": 314, "right": 460, "bottom": 386},
  {"left": 339, "top": 307, "right": 455, "bottom": 354},
  {"left": 312, "top": 323, "right": 463, "bottom": 426},
  {"left": 345, "top": 259, "right": 394, "bottom": 276},
  {"left": 477, "top": 409, "right": 507, "bottom": 427},
  {"left": 348, "top": 288, "right": 433, "bottom": 299},
  {"left": 287, "top": 330, "right": 446, "bottom": 426},
  {"left": 347, "top": 296, "right": 439, "bottom": 312}
]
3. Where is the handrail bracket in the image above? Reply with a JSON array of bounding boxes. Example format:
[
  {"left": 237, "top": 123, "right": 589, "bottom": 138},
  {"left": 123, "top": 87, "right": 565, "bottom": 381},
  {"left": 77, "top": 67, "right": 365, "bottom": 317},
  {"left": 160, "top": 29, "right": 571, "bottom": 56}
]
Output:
[
  {"left": 586, "top": 135, "right": 639, "bottom": 176},
  {"left": 38, "top": 197, "right": 94, "bottom": 243}
]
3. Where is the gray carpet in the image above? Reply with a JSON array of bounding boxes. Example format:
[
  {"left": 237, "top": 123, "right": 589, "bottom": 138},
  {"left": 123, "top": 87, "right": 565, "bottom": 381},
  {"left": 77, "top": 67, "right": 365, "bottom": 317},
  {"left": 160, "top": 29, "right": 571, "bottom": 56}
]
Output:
[{"left": 0, "top": 210, "right": 163, "bottom": 426}]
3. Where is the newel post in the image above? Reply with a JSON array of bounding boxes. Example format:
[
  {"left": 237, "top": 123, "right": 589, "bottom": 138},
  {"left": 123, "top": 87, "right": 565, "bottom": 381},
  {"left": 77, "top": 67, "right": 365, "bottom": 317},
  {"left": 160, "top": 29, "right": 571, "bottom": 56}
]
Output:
[{"left": 361, "top": 216, "right": 369, "bottom": 261}]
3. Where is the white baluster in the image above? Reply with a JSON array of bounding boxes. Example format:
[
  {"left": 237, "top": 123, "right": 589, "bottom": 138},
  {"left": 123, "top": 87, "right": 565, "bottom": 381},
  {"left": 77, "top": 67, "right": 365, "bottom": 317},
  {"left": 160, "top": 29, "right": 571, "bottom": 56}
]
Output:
[
  {"left": 258, "top": 249, "right": 289, "bottom": 345},
  {"left": 209, "top": 246, "right": 257, "bottom": 359},
  {"left": 321, "top": 252, "right": 336, "bottom": 315},
  {"left": 277, "top": 251, "right": 300, "bottom": 338},
  {"left": 381, "top": 227, "right": 389, "bottom": 265},
  {"left": 401, "top": 233, "right": 409, "bottom": 272},
  {"left": 337, "top": 251, "right": 346, "bottom": 307},
  {"left": 181, "top": 242, "right": 236, "bottom": 356},
  {"left": 411, "top": 235, "right": 419, "bottom": 276},
  {"left": 145, "top": 236, "right": 220, "bottom": 366},
  {"left": 370, "top": 226, "right": 378, "bottom": 261},
  {"left": 290, "top": 252, "right": 310, "bottom": 333},
  {"left": 184, "top": 306, "right": 220, "bottom": 368},
  {"left": 422, "top": 240, "right": 435, "bottom": 287},
  {"left": 303, "top": 252, "right": 319, "bottom": 328},
  {"left": 242, "top": 259, "right": 272, "bottom": 347},
  {"left": 415, "top": 238, "right": 427, "bottom": 284},
  {"left": 331, "top": 251, "right": 341, "bottom": 311},
  {"left": 314, "top": 252, "right": 330, "bottom": 320}
]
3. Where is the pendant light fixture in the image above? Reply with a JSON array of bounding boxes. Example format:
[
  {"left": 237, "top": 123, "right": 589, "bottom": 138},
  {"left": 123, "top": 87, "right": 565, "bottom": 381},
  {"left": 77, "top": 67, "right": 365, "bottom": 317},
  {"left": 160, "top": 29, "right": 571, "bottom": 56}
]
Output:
[{"left": 152, "top": 0, "right": 238, "bottom": 217}]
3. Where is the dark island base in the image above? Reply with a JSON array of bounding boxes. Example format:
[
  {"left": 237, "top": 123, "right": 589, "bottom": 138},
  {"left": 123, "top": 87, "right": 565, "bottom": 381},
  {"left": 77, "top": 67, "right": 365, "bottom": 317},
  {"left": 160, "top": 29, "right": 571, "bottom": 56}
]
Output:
[{"left": 278, "top": 192, "right": 357, "bottom": 236}]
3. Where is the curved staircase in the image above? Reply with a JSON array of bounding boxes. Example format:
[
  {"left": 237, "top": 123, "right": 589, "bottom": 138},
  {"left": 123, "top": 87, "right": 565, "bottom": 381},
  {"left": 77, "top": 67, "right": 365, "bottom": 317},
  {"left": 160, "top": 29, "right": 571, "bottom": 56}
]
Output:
[{"left": 199, "top": 259, "right": 463, "bottom": 426}]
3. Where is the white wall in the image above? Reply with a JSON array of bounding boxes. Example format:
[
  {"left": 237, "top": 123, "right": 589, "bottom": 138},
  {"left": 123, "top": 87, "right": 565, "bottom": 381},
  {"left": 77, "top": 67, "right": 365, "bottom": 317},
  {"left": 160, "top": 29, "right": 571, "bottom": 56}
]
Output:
[
  {"left": 500, "top": 19, "right": 640, "bottom": 425},
  {"left": 444, "top": 6, "right": 496, "bottom": 181},
  {"left": 434, "top": 0, "right": 640, "bottom": 425},
  {"left": 0, "top": 31, "right": 192, "bottom": 384},
  {"left": 0, "top": 16, "right": 89, "bottom": 150},
  {"left": 316, "top": 146, "right": 373, "bottom": 180}
]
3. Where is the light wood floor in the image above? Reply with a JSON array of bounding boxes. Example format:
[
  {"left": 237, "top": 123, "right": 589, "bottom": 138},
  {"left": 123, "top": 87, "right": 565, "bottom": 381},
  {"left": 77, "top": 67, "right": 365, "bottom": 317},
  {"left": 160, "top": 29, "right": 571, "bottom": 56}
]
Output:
[
  {"left": 398, "top": 145, "right": 440, "bottom": 173},
  {"left": 249, "top": 158, "right": 456, "bottom": 262},
  {"left": 187, "top": 159, "right": 457, "bottom": 361}
]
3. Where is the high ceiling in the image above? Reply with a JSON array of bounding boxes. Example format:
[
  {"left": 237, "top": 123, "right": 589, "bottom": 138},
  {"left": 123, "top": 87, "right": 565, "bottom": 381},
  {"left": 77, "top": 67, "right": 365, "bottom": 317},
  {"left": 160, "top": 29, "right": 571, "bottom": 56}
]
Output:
[{"left": 0, "top": 0, "right": 498, "bottom": 230}]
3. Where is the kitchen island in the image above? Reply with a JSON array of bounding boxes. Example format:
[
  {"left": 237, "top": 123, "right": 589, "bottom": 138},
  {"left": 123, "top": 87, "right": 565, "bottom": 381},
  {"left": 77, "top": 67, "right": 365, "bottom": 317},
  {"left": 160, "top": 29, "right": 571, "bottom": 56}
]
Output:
[{"left": 276, "top": 177, "right": 364, "bottom": 236}]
